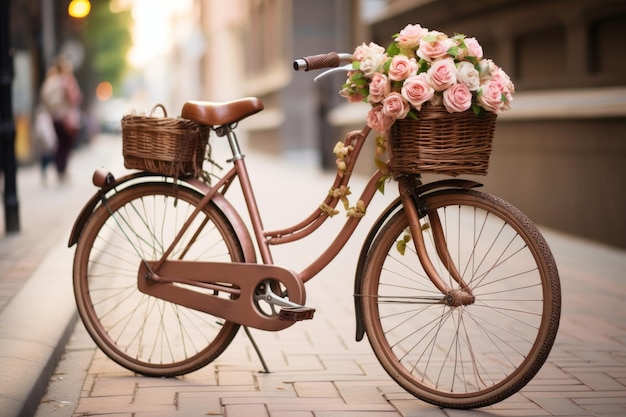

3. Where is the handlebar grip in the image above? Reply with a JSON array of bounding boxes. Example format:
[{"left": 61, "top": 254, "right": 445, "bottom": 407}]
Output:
[{"left": 293, "top": 52, "right": 341, "bottom": 71}]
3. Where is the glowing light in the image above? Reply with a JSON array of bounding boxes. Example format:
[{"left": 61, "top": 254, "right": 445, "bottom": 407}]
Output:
[
  {"left": 68, "top": 0, "right": 91, "bottom": 18},
  {"left": 127, "top": 0, "right": 193, "bottom": 68},
  {"left": 96, "top": 82, "right": 113, "bottom": 101}
]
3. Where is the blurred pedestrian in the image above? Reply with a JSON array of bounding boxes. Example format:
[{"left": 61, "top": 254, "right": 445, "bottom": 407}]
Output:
[
  {"left": 32, "top": 102, "right": 57, "bottom": 185},
  {"left": 39, "top": 56, "right": 82, "bottom": 184}
]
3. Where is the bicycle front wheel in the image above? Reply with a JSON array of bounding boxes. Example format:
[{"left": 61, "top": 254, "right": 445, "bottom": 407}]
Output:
[
  {"left": 360, "top": 189, "right": 560, "bottom": 409},
  {"left": 73, "top": 181, "right": 244, "bottom": 377}
]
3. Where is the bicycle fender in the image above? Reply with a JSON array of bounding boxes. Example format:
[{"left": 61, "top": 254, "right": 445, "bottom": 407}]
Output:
[
  {"left": 67, "top": 172, "right": 257, "bottom": 264},
  {"left": 353, "top": 178, "right": 482, "bottom": 342},
  {"left": 68, "top": 171, "right": 144, "bottom": 248}
]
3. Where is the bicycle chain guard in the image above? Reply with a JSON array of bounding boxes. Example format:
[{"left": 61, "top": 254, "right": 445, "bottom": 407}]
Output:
[{"left": 137, "top": 260, "right": 307, "bottom": 331}]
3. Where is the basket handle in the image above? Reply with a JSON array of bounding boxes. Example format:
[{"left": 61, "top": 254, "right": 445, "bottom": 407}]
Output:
[{"left": 150, "top": 103, "right": 167, "bottom": 117}]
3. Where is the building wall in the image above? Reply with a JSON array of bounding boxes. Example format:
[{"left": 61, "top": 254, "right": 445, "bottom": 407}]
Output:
[
  {"left": 242, "top": 0, "right": 358, "bottom": 166},
  {"left": 364, "top": 0, "right": 626, "bottom": 248}
]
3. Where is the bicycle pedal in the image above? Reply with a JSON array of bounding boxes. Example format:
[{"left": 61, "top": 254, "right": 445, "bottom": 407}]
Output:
[{"left": 279, "top": 306, "right": 315, "bottom": 321}]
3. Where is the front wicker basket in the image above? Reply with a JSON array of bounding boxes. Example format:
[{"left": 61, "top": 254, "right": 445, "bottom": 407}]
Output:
[
  {"left": 389, "top": 105, "right": 497, "bottom": 177},
  {"left": 122, "top": 104, "right": 211, "bottom": 178}
]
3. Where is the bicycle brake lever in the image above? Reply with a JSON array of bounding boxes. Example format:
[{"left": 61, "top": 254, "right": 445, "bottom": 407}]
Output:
[{"left": 314, "top": 64, "right": 353, "bottom": 82}]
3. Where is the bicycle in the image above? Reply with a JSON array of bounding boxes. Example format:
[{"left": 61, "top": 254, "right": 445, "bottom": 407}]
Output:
[{"left": 69, "top": 52, "right": 561, "bottom": 409}]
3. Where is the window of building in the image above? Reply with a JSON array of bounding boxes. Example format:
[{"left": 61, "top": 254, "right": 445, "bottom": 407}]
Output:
[
  {"left": 514, "top": 25, "right": 566, "bottom": 88},
  {"left": 589, "top": 13, "right": 626, "bottom": 76}
]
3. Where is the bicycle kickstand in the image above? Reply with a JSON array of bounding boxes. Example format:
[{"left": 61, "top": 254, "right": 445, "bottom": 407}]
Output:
[{"left": 243, "top": 326, "right": 271, "bottom": 373}]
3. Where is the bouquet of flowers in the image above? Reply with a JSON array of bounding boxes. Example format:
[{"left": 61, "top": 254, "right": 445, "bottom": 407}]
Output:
[{"left": 340, "top": 24, "right": 515, "bottom": 132}]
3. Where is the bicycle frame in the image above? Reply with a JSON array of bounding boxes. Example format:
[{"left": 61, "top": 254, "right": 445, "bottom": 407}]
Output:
[
  {"left": 150, "top": 124, "right": 381, "bottom": 279},
  {"left": 153, "top": 121, "right": 474, "bottom": 302},
  {"left": 69, "top": 121, "right": 478, "bottom": 331}
]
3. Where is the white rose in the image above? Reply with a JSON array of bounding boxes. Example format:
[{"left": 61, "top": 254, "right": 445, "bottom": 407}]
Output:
[{"left": 456, "top": 61, "right": 480, "bottom": 91}]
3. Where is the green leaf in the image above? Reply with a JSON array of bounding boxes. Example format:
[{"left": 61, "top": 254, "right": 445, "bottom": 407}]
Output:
[
  {"left": 418, "top": 59, "right": 430, "bottom": 73},
  {"left": 382, "top": 59, "right": 392, "bottom": 74},
  {"left": 374, "top": 171, "right": 390, "bottom": 195},
  {"left": 376, "top": 177, "right": 386, "bottom": 194},
  {"left": 387, "top": 42, "right": 401, "bottom": 57},
  {"left": 422, "top": 33, "right": 437, "bottom": 42},
  {"left": 391, "top": 80, "right": 404, "bottom": 90},
  {"left": 396, "top": 239, "right": 407, "bottom": 256},
  {"left": 395, "top": 229, "right": 412, "bottom": 256},
  {"left": 374, "top": 158, "right": 387, "bottom": 171}
]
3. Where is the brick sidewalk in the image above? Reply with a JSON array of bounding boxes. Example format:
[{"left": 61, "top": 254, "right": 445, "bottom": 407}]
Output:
[
  {"left": 0, "top": 135, "right": 124, "bottom": 313},
  {"left": 34, "top": 145, "right": 626, "bottom": 417}
]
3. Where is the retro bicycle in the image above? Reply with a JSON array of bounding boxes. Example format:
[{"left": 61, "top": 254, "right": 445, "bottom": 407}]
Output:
[{"left": 69, "top": 52, "right": 560, "bottom": 409}]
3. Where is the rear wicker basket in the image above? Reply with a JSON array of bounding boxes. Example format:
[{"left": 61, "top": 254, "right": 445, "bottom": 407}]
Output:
[
  {"left": 389, "top": 105, "right": 497, "bottom": 177},
  {"left": 122, "top": 104, "right": 210, "bottom": 178}
]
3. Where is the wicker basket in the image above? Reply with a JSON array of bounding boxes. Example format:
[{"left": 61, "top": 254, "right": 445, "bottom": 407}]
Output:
[
  {"left": 122, "top": 104, "right": 210, "bottom": 178},
  {"left": 389, "top": 105, "right": 497, "bottom": 177}
]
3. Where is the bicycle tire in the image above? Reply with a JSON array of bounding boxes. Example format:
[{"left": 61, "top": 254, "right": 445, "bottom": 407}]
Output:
[
  {"left": 73, "top": 181, "right": 243, "bottom": 377},
  {"left": 360, "top": 189, "right": 560, "bottom": 409}
]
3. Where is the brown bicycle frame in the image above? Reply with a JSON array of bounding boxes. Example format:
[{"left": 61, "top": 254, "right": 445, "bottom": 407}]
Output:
[{"left": 154, "top": 123, "right": 466, "bottom": 298}]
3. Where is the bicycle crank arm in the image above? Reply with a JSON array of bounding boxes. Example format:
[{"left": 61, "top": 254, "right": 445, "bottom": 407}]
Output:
[{"left": 138, "top": 260, "right": 306, "bottom": 331}]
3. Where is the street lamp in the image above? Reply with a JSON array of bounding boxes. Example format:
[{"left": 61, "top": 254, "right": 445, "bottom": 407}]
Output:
[{"left": 68, "top": 0, "right": 91, "bottom": 19}]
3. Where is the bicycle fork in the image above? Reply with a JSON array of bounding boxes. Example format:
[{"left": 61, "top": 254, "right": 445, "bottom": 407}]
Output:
[{"left": 397, "top": 176, "right": 475, "bottom": 307}]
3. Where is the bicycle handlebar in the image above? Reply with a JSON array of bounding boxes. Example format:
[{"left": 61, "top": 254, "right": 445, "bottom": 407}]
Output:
[{"left": 293, "top": 52, "right": 353, "bottom": 71}]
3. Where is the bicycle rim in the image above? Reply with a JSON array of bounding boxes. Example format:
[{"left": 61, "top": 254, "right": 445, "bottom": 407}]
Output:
[
  {"left": 361, "top": 189, "right": 560, "bottom": 408},
  {"left": 73, "top": 181, "right": 243, "bottom": 377}
]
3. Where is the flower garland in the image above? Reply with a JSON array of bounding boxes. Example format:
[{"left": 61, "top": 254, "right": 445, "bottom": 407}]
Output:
[{"left": 320, "top": 139, "right": 367, "bottom": 219}]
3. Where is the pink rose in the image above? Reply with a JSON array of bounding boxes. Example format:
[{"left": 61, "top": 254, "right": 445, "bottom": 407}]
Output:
[
  {"left": 417, "top": 31, "right": 456, "bottom": 61},
  {"left": 353, "top": 42, "right": 385, "bottom": 61},
  {"left": 427, "top": 58, "right": 457, "bottom": 91},
  {"left": 388, "top": 55, "right": 418, "bottom": 82},
  {"left": 339, "top": 87, "right": 365, "bottom": 103},
  {"left": 382, "top": 92, "right": 410, "bottom": 119},
  {"left": 492, "top": 69, "right": 514, "bottom": 110},
  {"left": 366, "top": 106, "right": 395, "bottom": 132},
  {"left": 492, "top": 68, "right": 514, "bottom": 95},
  {"left": 368, "top": 73, "right": 390, "bottom": 103},
  {"left": 442, "top": 83, "right": 472, "bottom": 113},
  {"left": 477, "top": 80, "right": 505, "bottom": 113},
  {"left": 353, "top": 43, "right": 368, "bottom": 61},
  {"left": 396, "top": 24, "right": 429, "bottom": 49},
  {"left": 464, "top": 37, "right": 483, "bottom": 60},
  {"left": 401, "top": 73, "right": 434, "bottom": 110}
]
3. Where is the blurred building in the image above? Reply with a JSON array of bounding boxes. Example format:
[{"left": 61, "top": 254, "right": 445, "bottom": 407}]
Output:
[
  {"left": 207, "top": 0, "right": 624, "bottom": 248},
  {"left": 9, "top": 0, "right": 625, "bottom": 247}
]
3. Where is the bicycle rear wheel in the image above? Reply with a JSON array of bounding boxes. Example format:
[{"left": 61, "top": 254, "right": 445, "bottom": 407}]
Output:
[
  {"left": 360, "top": 189, "right": 560, "bottom": 409},
  {"left": 73, "top": 181, "right": 244, "bottom": 377}
]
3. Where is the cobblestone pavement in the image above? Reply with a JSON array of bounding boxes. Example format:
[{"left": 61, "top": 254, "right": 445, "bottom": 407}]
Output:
[{"left": 20, "top": 136, "right": 626, "bottom": 417}]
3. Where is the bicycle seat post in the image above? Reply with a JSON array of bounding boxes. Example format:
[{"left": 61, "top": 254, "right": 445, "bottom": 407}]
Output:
[{"left": 215, "top": 124, "right": 244, "bottom": 161}]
